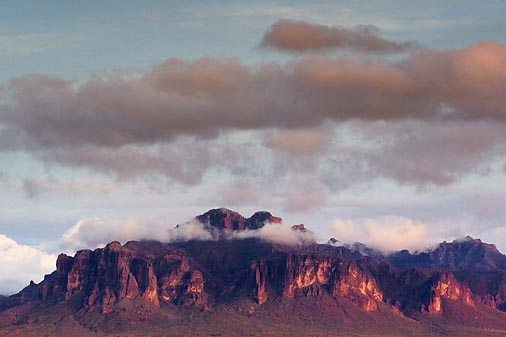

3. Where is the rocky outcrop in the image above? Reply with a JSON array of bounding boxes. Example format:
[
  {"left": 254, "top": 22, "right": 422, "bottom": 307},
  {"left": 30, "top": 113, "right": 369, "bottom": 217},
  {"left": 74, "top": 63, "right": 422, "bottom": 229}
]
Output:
[
  {"left": 388, "top": 236, "right": 506, "bottom": 312},
  {"left": 249, "top": 254, "right": 383, "bottom": 311},
  {"left": 427, "top": 272, "right": 474, "bottom": 313},
  {"left": 21, "top": 241, "right": 209, "bottom": 314},
  {"left": 196, "top": 208, "right": 282, "bottom": 230},
  {"left": 250, "top": 260, "right": 269, "bottom": 305},
  {"left": 494, "top": 279, "right": 506, "bottom": 310},
  {"left": 331, "top": 260, "right": 383, "bottom": 311}
]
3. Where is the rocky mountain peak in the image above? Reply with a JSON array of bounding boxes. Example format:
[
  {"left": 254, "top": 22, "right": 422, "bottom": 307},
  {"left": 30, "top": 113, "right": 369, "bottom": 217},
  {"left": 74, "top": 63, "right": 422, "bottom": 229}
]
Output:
[{"left": 196, "top": 208, "right": 282, "bottom": 231}]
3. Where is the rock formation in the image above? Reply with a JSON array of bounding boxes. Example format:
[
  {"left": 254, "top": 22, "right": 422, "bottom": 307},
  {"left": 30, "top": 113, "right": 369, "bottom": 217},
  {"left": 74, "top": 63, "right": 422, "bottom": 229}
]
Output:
[{"left": 1, "top": 209, "right": 506, "bottom": 335}]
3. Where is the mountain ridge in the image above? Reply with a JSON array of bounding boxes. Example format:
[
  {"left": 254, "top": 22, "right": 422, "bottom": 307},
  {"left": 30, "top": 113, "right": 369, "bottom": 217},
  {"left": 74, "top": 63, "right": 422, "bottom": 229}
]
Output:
[{"left": 1, "top": 208, "right": 506, "bottom": 336}]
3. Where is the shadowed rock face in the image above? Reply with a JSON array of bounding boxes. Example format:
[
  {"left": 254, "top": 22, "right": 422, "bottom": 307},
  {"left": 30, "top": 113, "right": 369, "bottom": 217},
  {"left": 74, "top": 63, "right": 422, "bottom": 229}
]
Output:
[
  {"left": 196, "top": 208, "right": 282, "bottom": 230},
  {"left": 34, "top": 241, "right": 207, "bottom": 314},
  {"left": 1, "top": 210, "right": 506, "bottom": 333},
  {"left": 387, "top": 236, "right": 506, "bottom": 311}
]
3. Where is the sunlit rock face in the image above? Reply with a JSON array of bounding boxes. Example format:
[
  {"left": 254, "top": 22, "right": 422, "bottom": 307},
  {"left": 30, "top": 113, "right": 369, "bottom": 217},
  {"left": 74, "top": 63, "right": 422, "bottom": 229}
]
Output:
[
  {"left": 330, "top": 261, "right": 383, "bottom": 311},
  {"left": 249, "top": 254, "right": 383, "bottom": 311},
  {"left": 250, "top": 260, "right": 269, "bottom": 305},
  {"left": 428, "top": 272, "right": 474, "bottom": 313},
  {"left": 50, "top": 241, "right": 209, "bottom": 313}
]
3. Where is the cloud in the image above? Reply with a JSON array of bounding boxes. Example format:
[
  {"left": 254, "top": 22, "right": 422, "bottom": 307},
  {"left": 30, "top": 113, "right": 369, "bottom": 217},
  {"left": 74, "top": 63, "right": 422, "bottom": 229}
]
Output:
[
  {"left": 282, "top": 181, "right": 328, "bottom": 213},
  {"left": 55, "top": 214, "right": 316, "bottom": 255},
  {"left": 260, "top": 19, "right": 420, "bottom": 53},
  {"left": 219, "top": 180, "right": 261, "bottom": 206},
  {"left": 2, "top": 41, "right": 505, "bottom": 149},
  {"left": 0, "top": 168, "right": 7, "bottom": 181},
  {"left": 262, "top": 127, "right": 333, "bottom": 158},
  {"left": 56, "top": 217, "right": 213, "bottom": 253},
  {"left": 0, "top": 40, "right": 505, "bottom": 187},
  {"left": 0, "top": 234, "right": 56, "bottom": 295},
  {"left": 230, "top": 222, "right": 316, "bottom": 246},
  {"left": 330, "top": 216, "right": 443, "bottom": 253},
  {"left": 350, "top": 120, "right": 506, "bottom": 186},
  {"left": 22, "top": 178, "right": 45, "bottom": 199}
]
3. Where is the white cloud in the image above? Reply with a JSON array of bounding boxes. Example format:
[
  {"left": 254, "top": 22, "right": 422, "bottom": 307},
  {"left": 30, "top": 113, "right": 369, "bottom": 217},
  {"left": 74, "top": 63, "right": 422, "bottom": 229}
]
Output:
[
  {"left": 56, "top": 215, "right": 315, "bottom": 254},
  {"left": 0, "top": 234, "right": 56, "bottom": 295},
  {"left": 330, "top": 216, "right": 442, "bottom": 253},
  {"left": 56, "top": 217, "right": 213, "bottom": 253},
  {"left": 229, "top": 222, "right": 316, "bottom": 246}
]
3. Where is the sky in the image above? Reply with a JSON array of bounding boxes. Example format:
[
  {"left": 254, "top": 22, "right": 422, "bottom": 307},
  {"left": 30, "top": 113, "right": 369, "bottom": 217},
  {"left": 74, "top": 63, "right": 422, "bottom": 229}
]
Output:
[{"left": 0, "top": 0, "right": 505, "bottom": 294}]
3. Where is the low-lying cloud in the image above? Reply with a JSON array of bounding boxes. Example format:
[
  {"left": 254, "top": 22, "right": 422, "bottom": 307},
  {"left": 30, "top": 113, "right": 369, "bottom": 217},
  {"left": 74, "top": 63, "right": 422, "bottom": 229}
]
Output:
[
  {"left": 54, "top": 215, "right": 314, "bottom": 254},
  {"left": 229, "top": 222, "right": 316, "bottom": 246},
  {"left": 331, "top": 216, "right": 442, "bottom": 253},
  {"left": 56, "top": 217, "right": 213, "bottom": 253},
  {"left": 261, "top": 19, "right": 420, "bottom": 53}
]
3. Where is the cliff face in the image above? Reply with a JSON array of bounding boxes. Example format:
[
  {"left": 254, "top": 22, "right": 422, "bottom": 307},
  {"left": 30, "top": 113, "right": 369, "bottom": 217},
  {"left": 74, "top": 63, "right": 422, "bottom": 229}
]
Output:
[
  {"left": 10, "top": 239, "right": 386, "bottom": 320},
  {"left": 250, "top": 254, "right": 383, "bottom": 311},
  {"left": 388, "top": 236, "right": 506, "bottom": 311},
  {"left": 25, "top": 241, "right": 208, "bottom": 315},
  {"left": 427, "top": 272, "right": 474, "bottom": 313}
]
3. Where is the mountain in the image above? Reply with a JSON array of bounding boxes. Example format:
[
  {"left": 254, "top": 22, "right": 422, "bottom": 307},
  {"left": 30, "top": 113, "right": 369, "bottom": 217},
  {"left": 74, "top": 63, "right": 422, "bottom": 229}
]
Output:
[
  {"left": 1, "top": 209, "right": 506, "bottom": 336},
  {"left": 387, "top": 236, "right": 506, "bottom": 311}
]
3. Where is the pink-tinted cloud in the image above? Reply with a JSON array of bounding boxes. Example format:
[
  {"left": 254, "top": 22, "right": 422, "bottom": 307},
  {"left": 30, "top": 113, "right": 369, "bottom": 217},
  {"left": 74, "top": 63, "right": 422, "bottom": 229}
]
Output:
[
  {"left": 219, "top": 180, "right": 261, "bottom": 206},
  {"left": 330, "top": 216, "right": 438, "bottom": 253},
  {"left": 0, "top": 41, "right": 505, "bottom": 186},
  {"left": 263, "top": 127, "right": 333, "bottom": 157},
  {"left": 2, "top": 41, "right": 505, "bottom": 152},
  {"left": 261, "top": 19, "right": 420, "bottom": 53},
  {"left": 366, "top": 121, "right": 506, "bottom": 186},
  {"left": 283, "top": 181, "right": 328, "bottom": 213}
]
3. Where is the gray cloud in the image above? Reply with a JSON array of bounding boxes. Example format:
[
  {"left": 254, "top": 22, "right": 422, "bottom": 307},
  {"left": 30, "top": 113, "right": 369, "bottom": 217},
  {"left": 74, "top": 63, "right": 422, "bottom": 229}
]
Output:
[
  {"left": 2, "top": 41, "right": 505, "bottom": 150},
  {"left": 0, "top": 168, "right": 7, "bottom": 181},
  {"left": 0, "top": 41, "right": 505, "bottom": 187},
  {"left": 219, "top": 180, "right": 261, "bottom": 206},
  {"left": 261, "top": 19, "right": 420, "bottom": 53},
  {"left": 282, "top": 180, "right": 328, "bottom": 213},
  {"left": 354, "top": 120, "right": 506, "bottom": 186},
  {"left": 22, "top": 178, "right": 44, "bottom": 199},
  {"left": 262, "top": 127, "right": 333, "bottom": 158}
]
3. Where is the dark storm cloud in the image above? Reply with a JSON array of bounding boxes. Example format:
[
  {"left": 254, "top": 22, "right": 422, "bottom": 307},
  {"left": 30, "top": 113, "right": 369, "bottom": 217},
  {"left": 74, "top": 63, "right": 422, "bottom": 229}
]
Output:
[{"left": 260, "top": 19, "right": 420, "bottom": 53}]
